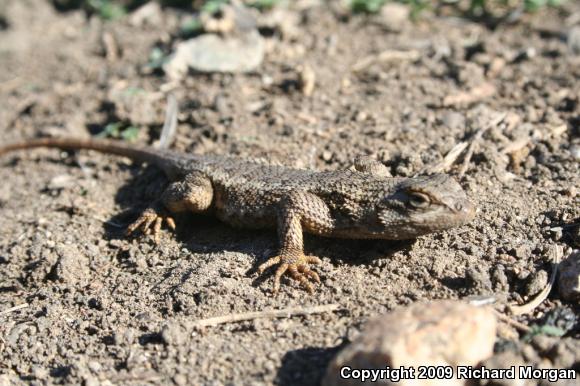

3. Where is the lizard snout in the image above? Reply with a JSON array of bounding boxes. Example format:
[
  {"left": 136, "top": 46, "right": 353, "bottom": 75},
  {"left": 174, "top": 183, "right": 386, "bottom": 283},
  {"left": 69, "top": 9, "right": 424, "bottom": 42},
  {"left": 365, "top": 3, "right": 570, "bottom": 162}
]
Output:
[{"left": 453, "top": 199, "right": 476, "bottom": 221}]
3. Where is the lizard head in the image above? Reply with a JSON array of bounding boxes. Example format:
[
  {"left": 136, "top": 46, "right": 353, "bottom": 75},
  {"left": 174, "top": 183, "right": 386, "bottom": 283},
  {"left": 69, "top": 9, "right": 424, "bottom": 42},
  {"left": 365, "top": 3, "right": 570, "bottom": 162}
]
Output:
[{"left": 375, "top": 174, "right": 476, "bottom": 239}]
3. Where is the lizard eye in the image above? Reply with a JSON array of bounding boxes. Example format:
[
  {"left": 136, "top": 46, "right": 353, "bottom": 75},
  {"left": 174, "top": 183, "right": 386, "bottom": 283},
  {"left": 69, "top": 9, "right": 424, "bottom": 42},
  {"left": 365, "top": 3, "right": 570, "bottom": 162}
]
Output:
[{"left": 408, "top": 192, "right": 431, "bottom": 209}]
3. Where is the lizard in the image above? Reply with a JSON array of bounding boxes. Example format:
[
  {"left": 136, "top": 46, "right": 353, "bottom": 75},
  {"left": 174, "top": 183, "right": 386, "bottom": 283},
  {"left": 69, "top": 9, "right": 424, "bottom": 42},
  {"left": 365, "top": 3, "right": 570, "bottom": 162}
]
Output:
[{"left": 0, "top": 137, "right": 476, "bottom": 294}]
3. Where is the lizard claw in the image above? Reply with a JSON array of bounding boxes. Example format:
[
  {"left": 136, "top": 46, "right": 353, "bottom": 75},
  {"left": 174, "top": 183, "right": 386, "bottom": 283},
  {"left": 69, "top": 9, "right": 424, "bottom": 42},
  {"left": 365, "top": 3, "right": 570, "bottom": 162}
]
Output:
[
  {"left": 257, "top": 251, "right": 322, "bottom": 294},
  {"left": 126, "top": 207, "right": 176, "bottom": 244}
]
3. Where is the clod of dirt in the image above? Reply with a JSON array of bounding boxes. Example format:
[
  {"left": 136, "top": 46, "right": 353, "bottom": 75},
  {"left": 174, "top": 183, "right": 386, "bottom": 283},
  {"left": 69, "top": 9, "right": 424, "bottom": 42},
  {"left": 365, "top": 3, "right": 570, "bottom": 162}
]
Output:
[
  {"left": 323, "top": 300, "right": 497, "bottom": 386},
  {"left": 161, "top": 321, "right": 187, "bottom": 346},
  {"left": 52, "top": 243, "right": 90, "bottom": 286},
  {"left": 558, "top": 251, "right": 580, "bottom": 302}
]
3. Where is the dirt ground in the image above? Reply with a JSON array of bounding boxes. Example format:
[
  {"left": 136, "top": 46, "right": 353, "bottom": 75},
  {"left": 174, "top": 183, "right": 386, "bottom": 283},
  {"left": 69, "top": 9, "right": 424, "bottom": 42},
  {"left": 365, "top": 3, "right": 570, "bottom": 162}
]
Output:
[{"left": 0, "top": 0, "right": 579, "bottom": 385}]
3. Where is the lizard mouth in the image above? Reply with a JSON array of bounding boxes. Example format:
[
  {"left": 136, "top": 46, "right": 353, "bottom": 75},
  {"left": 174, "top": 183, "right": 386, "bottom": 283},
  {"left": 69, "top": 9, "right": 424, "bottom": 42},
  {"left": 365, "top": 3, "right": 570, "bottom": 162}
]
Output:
[{"left": 375, "top": 199, "right": 476, "bottom": 240}]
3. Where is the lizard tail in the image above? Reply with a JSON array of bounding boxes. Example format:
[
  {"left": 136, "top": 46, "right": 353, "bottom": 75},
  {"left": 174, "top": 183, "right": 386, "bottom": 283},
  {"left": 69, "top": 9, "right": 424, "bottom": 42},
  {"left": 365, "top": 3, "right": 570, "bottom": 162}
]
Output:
[{"left": 0, "top": 137, "right": 180, "bottom": 176}]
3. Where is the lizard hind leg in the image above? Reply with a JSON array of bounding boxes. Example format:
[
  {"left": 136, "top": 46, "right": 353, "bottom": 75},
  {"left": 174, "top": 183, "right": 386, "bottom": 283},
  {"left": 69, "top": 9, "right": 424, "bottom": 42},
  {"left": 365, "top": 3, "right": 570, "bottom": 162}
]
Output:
[{"left": 127, "top": 172, "right": 214, "bottom": 243}]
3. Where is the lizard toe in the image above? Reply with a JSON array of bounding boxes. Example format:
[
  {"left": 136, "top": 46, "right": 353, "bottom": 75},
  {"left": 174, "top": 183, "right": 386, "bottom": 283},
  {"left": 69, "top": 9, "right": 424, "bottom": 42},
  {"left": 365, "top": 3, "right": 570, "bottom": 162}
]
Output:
[
  {"left": 257, "top": 255, "right": 282, "bottom": 274},
  {"left": 272, "top": 263, "right": 289, "bottom": 294},
  {"left": 258, "top": 251, "right": 322, "bottom": 294},
  {"left": 298, "top": 265, "right": 320, "bottom": 283},
  {"left": 126, "top": 206, "right": 176, "bottom": 243}
]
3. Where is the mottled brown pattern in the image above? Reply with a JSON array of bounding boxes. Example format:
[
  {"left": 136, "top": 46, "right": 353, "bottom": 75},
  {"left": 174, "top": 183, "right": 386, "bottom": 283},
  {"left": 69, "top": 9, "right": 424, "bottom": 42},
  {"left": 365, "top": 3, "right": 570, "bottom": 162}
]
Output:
[{"left": 0, "top": 138, "right": 476, "bottom": 293}]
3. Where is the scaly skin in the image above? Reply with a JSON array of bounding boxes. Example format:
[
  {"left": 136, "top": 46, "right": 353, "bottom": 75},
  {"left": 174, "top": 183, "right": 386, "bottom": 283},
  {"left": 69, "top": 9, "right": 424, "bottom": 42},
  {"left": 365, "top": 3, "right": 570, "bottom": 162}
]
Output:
[{"left": 0, "top": 138, "right": 476, "bottom": 294}]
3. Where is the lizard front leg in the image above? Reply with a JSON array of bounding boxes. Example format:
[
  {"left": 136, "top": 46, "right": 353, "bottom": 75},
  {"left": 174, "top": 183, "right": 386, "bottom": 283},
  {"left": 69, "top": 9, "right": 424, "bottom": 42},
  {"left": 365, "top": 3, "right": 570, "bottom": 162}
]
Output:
[
  {"left": 127, "top": 172, "right": 213, "bottom": 243},
  {"left": 258, "top": 192, "right": 334, "bottom": 294}
]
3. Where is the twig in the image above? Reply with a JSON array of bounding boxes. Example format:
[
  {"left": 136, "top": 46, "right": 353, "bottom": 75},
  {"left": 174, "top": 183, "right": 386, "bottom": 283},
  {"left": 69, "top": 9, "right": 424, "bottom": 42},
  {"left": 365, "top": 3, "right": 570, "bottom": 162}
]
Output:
[
  {"left": 352, "top": 50, "right": 420, "bottom": 72},
  {"left": 158, "top": 94, "right": 178, "bottom": 149},
  {"left": 442, "top": 82, "right": 496, "bottom": 107},
  {"left": 0, "top": 303, "right": 29, "bottom": 316},
  {"left": 508, "top": 245, "right": 563, "bottom": 316},
  {"left": 191, "top": 303, "right": 340, "bottom": 330},
  {"left": 493, "top": 310, "right": 531, "bottom": 333},
  {"left": 423, "top": 113, "right": 506, "bottom": 177},
  {"left": 423, "top": 141, "right": 469, "bottom": 175}
]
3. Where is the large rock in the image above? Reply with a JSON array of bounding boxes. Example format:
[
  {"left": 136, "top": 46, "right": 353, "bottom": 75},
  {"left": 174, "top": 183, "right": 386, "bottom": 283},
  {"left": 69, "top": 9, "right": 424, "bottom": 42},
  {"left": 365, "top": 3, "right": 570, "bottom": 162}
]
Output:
[{"left": 323, "top": 300, "right": 497, "bottom": 386}]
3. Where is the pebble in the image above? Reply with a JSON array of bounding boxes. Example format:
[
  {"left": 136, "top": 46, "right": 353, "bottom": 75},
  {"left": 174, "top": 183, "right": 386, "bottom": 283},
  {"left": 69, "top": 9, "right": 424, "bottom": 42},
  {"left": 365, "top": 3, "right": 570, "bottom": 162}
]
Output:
[
  {"left": 54, "top": 243, "right": 89, "bottom": 285},
  {"left": 161, "top": 322, "right": 186, "bottom": 346},
  {"left": 525, "top": 270, "right": 548, "bottom": 296},
  {"left": 570, "top": 144, "right": 580, "bottom": 162},
  {"left": 323, "top": 300, "right": 497, "bottom": 386},
  {"left": 441, "top": 111, "right": 466, "bottom": 130},
  {"left": 567, "top": 26, "right": 580, "bottom": 55},
  {"left": 378, "top": 3, "right": 410, "bottom": 31},
  {"left": 558, "top": 251, "right": 580, "bottom": 302}
]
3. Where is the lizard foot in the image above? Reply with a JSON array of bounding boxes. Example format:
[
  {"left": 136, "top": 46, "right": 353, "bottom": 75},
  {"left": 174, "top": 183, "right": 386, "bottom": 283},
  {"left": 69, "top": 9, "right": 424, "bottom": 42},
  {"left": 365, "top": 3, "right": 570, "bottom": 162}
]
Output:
[
  {"left": 257, "top": 251, "right": 322, "bottom": 294},
  {"left": 126, "top": 207, "right": 176, "bottom": 244}
]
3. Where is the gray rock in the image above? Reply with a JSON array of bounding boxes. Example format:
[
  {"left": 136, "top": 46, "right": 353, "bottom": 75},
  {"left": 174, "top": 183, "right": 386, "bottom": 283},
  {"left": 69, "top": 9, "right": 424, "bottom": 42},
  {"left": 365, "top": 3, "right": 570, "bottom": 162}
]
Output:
[
  {"left": 441, "top": 111, "right": 466, "bottom": 130},
  {"left": 567, "top": 26, "right": 580, "bottom": 55},
  {"left": 570, "top": 144, "right": 580, "bottom": 162},
  {"left": 164, "top": 30, "right": 264, "bottom": 79}
]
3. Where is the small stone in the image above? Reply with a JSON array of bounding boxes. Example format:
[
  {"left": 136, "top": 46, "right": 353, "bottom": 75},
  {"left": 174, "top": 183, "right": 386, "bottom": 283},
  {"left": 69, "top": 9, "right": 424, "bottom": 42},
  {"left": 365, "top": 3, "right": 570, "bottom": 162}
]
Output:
[
  {"left": 48, "top": 174, "right": 75, "bottom": 190},
  {"left": 161, "top": 322, "right": 186, "bottom": 346},
  {"left": 323, "top": 300, "right": 497, "bottom": 386},
  {"left": 129, "top": 1, "right": 162, "bottom": 27},
  {"left": 570, "top": 144, "right": 580, "bottom": 162},
  {"left": 355, "top": 111, "right": 368, "bottom": 122},
  {"left": 173, "top": 373, "right": 187, "bottom": 386},
  {"left": 512, "top": 245, "right": 531, "bottom": 259},
  {"left": 487, "top": 57, "right": 506, "bottom": 77},
  {"left": 298, "top": 64, "right": 316, "bottom": 97},
  {"left": 84, "top": 377, "right": 100, "bottom": 386},
  {"left": 378, "top": 3, "right": 410, "bottom": 31},
  {"left": 525, "top": 270, "right": 548, "bottom": 296},
  {"left": 558, "top": 251, "right": 580, "bottom": 301},
  {"left": 550, "top": 227, "right": 563, "bottom": 241},
  {"left": 567, "top": 26, "right": 580, "bottom": 55},
  {"left": 31, "top": 366, "right": 49, "bottom": 380},
  {"left": 440, "top": 111, "right": 465, "bottom": 130},
  {"left": 87, "top": 361, "right": 101, "bottom": 373}
]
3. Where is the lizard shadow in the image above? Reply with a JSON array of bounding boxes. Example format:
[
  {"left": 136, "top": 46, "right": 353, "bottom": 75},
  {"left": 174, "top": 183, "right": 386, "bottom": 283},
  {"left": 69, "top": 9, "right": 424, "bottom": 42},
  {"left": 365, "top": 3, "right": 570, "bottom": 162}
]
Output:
[
  {"left": 275, "top": 343, "right": 346, "bottom": 386},
  {"left": 105, "top": 165, "right": 416, "bottom": 284}
]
